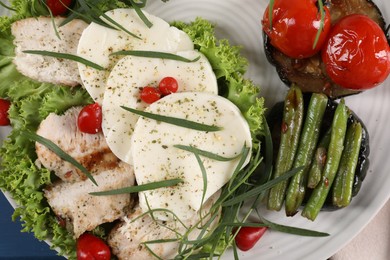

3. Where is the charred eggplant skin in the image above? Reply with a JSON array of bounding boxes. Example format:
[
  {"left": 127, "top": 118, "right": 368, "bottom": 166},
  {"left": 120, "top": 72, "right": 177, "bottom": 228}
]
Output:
[
  {"left": 263, "top": 0, "right": 389, "bottom": 99},
  {"left": 266, "top": 94, "right": 370, "bottom": 209}
]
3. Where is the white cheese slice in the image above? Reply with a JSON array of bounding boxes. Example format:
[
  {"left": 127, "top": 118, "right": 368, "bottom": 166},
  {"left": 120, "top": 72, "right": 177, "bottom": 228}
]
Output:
[
  {"left": 102, "top": 50, "right": 218, "bottom": 165},
  {"left": 77, "top": 8, "right": 194, "bottom": 103},
  {"left": 131, "top": 92, "right": 252, "bottom": 221}
]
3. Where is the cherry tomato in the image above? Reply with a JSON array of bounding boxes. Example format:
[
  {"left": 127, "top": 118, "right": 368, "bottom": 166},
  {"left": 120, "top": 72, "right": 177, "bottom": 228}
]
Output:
[
  {"left": 77, "top": 103, "right": 102, "bottom": 134},
  {"left": 322, "top": 14, "right": 390, "bottom": 90},
  {"left": 0, "top": 99, "right": 11, "bottom": 126},
  {"left": 46, "top": 0, "right": 73, "bottom": 16},
  {"left": 158, "top": 76, "right": 179, "bottom": 95},
  {"left": 140, "top": 86, "right": 162, "bottom": 104},
  {"left": 77, "top": 233, "right": 111, "bottom": 260},
  {"left": 234, "top": 226, "right": 267, "bottom": 251},
  {"left": 262, "top": 0, "right": 331, "bottom": 59}
]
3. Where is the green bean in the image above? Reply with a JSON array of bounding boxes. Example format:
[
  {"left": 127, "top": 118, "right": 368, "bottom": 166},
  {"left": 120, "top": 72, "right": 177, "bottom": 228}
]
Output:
[
  {"left": 307, "top": 129, "right": 331, "bottom": 189},
  {"left": 285, "top": 93, "right": 328, "bottom": 216},
  {"left": 267, "top": 86, "right": 304, "bottom": 211},
  {"left": 302, "top": 99, "right": 349, "bottom": 221},
  {"left": 307, "top": 147, "right": 327, "bottom": 189},
  {"left": 332, "top": 122, "right": 363, "bottom": 207}
]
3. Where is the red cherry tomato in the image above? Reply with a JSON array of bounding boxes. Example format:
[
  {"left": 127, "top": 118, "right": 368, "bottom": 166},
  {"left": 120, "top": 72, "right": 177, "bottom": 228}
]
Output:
[
  {"left": 77, "top": 233, "right": 111, "bottom": 260},
  {"left": 77, "top": 103, "right": 102, "bottom": 134},
  {"left": 140, "top": 86, "right": 162, "bottom": 104},
  {"left": 0, "top": 99, "right": 11, "bottom": 126},
  {"left": 234, "top": 226, "right": 267, "bottom": 251},
  {"left": 46, "top": 0, "right": 73, "bottom": 16},
  {"left": 262, "top": 0, "right": 331, "bottom": 59},
  {"left": 322, "top": 14, "right": 390, "bottom": 90},
  {"left": 158, "top": 76, "right": 179, "bottom": 95}
]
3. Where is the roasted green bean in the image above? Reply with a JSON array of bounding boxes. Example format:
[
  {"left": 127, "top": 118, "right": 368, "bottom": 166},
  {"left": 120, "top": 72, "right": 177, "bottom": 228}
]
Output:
[
  {"left": 267, "top": 86, "right": 304, "bottom": 211},
  {"left": 307, "top": 129, "right": 331, "bottom": 189},
  {"left": 302, "top": 100, "right": 349, "bottom": 221},
  {"left": 285, "top": 93, "right": 328, "bottom": 216},
  {"left": 332, "top": 122, "right": 363, "bottom": 207}
]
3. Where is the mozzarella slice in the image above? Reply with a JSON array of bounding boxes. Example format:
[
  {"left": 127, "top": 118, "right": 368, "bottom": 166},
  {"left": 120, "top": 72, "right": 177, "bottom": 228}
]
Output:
[
  {"left": 131, "top": 92, "right": 252, "bottom": 221},
  {"left": 102, "top": 50, "right": 218, "bottom": 165},
  {"left": 77, "top": 8, "right": 194, "bottom": 103}
]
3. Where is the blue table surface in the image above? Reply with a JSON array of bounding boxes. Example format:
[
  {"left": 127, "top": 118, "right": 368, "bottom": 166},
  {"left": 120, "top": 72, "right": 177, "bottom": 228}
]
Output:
[{"left": 0, "top": 192, "right": 63, "bottom": 259}]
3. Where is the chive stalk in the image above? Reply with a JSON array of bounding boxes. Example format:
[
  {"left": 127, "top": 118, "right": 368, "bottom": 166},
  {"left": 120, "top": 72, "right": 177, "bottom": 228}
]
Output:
[
  {"left": 22, "top": 131, "right": 98, "bottom": 186},
  {"left": 23, "top": 50, "right": 105, "bottom": 71},
  {"left": 110, "top": 50, "right": 201, "bottom": 62},
  {"left": 121, "top": 106, "right": 222, "bottom": 132}
]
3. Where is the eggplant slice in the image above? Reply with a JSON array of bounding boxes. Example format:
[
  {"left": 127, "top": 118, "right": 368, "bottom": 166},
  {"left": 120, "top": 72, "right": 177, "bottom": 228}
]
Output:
[
  {"left": 263, "top": 0, "right": 389, "bottom": 99},
  {"left": 266, "top": 94, "right": 370, "bottom": 209}
]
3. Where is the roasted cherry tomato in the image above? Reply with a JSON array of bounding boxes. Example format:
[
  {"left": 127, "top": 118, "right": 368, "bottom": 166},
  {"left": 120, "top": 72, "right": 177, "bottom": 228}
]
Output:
[
  {"left": 77, "top": 233, "right": 111, "bottom": 260},
  {"left": 322, "top": 14, "right": 390, "bottom": 90},
  {"left": 77, "top": 103, "right": 102, "bottom": 134},
  {"left": 158, "top": 76, "right": 179, "bottom": 95},
  {"left": 0, "top": 99, "right": 11, "bottom": 126},
  {"left": 234, "top": 226, "right": 267, "bottom": 251},
  {"left": 262, "top": 0, "right": 331, "bottom": 59},
  {"left": 46, "top": 0, "right": 73, "bottom": 16},
  {"left": 140, "top": 86, "right": 162, "bottom": 104}
]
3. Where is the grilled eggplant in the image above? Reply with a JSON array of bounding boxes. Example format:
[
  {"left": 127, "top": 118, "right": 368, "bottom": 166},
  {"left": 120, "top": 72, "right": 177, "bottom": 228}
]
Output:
[{"left": 263, "top": 0, "right": 389, "bottom": 99}]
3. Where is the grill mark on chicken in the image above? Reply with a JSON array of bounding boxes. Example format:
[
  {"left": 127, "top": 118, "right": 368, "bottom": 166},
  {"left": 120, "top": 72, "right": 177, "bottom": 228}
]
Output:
[
  {"left": 44, "top": 162, "right": 135, "bottom": 238},
  {"left": 36, "top": 106, "right": 120, "bottom": 182}
]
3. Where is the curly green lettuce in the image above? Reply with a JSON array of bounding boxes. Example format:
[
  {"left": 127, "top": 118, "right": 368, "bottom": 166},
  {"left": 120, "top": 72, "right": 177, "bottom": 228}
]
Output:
[
  {"left": 0, "top": 7, "right": 92, "bottom": 256},
  {"left": 1, "top": 83, "right": 92, "bottom": 258},
  {"left": 0, "top": 5, "right": 266, "bottom": 260}
]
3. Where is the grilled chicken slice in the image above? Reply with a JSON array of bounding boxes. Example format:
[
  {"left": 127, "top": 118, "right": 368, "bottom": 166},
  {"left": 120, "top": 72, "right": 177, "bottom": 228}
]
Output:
[
  {"left": 12, "top": 17, "right": 88, "bottom": 86},
  {"left": 108, "top": 191, "right": 221, "bottom": 260},
  {"left": 44, "top": 161, "right": 135, "bottom": 238},
  {"left": 36, "top": 106, "right": 120, "bottom": 183}
]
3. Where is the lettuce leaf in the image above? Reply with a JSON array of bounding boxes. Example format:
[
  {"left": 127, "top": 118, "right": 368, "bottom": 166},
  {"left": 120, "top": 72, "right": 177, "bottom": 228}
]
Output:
[
  {"left": 1, "top": 84, "right": 91, "bottom": 259},
  {"left": 0, "top": 15, "right": 91, "bottom": 255},
  {"left": 0, "top": 33, "right": 23, "bottom": 97}
]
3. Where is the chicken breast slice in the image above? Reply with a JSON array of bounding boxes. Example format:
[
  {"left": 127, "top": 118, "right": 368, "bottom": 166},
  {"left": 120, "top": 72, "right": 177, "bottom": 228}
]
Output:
[
  {"left": 12, "top": 17, "right": 88, "bottom": 86},
  {"left": 108, "top": 191, "right": 221, "bottom": 260},
  {"left": 36, "top": 106, "right": 120, "bottom": 182},
  {"left": 44, "top": 161, "right": 135, "bottom": 238}
]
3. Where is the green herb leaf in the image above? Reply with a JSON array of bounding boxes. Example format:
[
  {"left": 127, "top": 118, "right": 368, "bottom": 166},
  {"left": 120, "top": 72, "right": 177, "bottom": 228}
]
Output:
[
  {"left": 222, "top": 166, "right": 304, "bottom": 207},
  {"left": 121, "top": 106, "right": 223, "bottom": 132},
  {"left": 194, "top": 152, "right": 208, "bottom": 218},
  {"left": 22, "top": 50, "right": 105, "bottom": 71},
  {"left": 0, "top": 1, "right": 17, "bottom": 11},
  {"left": 174, "top": 144, "right": 241, "bottom": 161},
  {"left": 313, "top": 0, "right": 326, "bottom": 49},
  {"left": 37, "top": 0, "right": 62, "bottom": 39},
  {"left": 129, "top": 0, "right": 153, "bottom": 28},
  {"left": 22, "top": 131, "right": 98, "bottom": 186},
  {"left": 89, "top": 178, "right": 183, "bottom": 196},
  {"left": 261, "top": 217, "right": 329, "bottom": 237},
  {"left": 99, "top": 12, "right": 142, "bottom": 39},
  {"left": 59, "top": 0, "right": 116, "bottom": 30},
  {"left": 110, "top": 50, "right": 201, "bottom": 62},
  {"left": 268, "top": 0, "right": 275, "bottom": 30}
]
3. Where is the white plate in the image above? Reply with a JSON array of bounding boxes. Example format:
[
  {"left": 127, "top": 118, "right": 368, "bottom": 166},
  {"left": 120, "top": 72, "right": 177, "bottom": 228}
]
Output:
[{"left": 2, "top": 1, "right": 390, "bottom": 260}]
